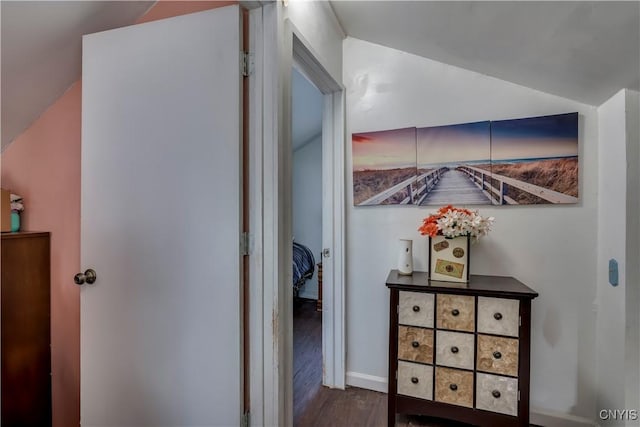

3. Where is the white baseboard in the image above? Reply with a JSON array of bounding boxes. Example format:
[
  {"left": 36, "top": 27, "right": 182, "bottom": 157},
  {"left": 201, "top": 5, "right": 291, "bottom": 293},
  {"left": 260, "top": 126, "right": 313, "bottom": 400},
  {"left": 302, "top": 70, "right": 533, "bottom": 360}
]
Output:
[
  {"left": 346, "top": 371, "right": 387, "bottom": 393},
  {"left": 345, "top": 372, "right": 596, "bottom": 426},
  {"left": 531, "top": 407, "right": 595, "bottom": 427}
]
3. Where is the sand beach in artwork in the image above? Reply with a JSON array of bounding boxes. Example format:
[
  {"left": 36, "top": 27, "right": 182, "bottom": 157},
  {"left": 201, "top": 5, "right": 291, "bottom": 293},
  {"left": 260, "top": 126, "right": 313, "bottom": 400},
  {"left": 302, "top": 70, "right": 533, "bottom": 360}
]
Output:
[
  {"left": 475, "top": 156, "right": 578, "bottom": 204},
  {"left": 352, "top": 127, "right": 417, "bottom": 205},
  {"left": 489, "top": 113, "right": 579, "bottom": 204}
]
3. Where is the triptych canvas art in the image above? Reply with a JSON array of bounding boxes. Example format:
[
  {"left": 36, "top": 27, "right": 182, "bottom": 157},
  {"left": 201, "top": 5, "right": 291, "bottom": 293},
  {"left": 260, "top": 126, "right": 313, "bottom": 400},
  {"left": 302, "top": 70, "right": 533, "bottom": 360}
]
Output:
[{"left": 352, "top": 112, "right": 579, "bottom": 206}]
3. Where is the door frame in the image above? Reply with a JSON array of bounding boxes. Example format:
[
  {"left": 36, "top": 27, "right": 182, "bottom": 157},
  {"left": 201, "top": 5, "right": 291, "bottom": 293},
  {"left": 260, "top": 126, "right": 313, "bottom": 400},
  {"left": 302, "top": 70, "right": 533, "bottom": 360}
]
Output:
[
  {"left": 292, "top": 25, "right": 345, "bottom": 391},
  {"left": 246, "top": 3, "right": 346, "bottom": 426}
]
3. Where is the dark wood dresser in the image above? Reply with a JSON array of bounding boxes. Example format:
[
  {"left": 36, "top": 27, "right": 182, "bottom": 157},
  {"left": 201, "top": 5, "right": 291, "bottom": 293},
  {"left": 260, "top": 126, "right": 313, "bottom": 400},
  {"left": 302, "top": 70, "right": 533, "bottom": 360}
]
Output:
[
  {"left": 1, "top": 232, "right": 52, "bottom": 426},
  {"left": 386, "top": 270, "right": 538, "bottom": 427}
]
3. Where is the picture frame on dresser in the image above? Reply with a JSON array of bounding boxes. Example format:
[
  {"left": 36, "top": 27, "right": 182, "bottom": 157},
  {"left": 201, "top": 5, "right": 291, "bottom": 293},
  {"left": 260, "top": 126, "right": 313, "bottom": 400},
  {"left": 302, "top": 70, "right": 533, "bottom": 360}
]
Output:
[{"left": 386, "top": 270, "right": 538, "bottom": 427}]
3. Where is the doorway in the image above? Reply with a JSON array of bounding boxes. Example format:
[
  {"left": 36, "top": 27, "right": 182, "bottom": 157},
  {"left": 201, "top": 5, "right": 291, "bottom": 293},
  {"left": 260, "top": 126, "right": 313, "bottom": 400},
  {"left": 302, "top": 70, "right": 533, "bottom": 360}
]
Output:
[
  {"left": 291, "top": 65, "right": 324, "bottom": 424},
  {"left": 246, "top": 11, "right": 346, "bottom": 424},
  {"left": 285, "top": 25, "right": 346, "bottom": 422}
]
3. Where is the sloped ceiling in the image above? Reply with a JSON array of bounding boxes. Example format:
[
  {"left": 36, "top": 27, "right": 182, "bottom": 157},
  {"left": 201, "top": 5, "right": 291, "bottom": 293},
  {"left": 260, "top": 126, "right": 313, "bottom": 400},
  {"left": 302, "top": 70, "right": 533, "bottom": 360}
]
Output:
[
  {"left": 2, "top": 1, "right": 639, "bottom": 151},
  {"left": 292, "top": 67, "right": 323, "bottom": 150},
  {"left": 330, "top": 1, "right": 640, "bottom": 106},
  {"left": 1, "top": 1, "right": 153, "bottom": 150}
]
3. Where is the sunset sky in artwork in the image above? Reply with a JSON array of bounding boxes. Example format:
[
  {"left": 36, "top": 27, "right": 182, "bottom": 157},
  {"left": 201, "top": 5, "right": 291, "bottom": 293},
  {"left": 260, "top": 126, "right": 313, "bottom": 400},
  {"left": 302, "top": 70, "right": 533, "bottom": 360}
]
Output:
[
  {"left": 491, "top": 112, "right": 578, "bottom": 161},
  {"left": 352, "top": 127, "right": 416, "bottom": 170},
  {"left": 417, "top": 121, "right": 490, "bottom": 166}
]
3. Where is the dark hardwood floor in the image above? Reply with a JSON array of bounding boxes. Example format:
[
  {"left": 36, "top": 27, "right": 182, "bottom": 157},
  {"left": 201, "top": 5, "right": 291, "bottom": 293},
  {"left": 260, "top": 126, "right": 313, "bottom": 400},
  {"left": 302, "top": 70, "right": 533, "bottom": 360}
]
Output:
[{"left": 293, "top": 299, "right": 534, "bottom": 427}]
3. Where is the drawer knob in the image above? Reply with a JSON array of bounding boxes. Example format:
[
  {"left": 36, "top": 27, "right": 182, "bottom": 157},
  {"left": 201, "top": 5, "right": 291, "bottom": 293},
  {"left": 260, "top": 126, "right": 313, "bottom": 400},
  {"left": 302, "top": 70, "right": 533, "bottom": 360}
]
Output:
[
  {"left": 451, "top": 309, "right": 460, "bottom": 316},
  {"left": 492, "top": 390, "right": 501, "bottom": 398},
  {"left": 450, "top": 346, "right": 459, "bottom": 354},
  {"left": 411, "top": 377, "right": 419, "bottom": 384},
  {"left": 494, "top": 312, "right": 503, "bottom": 320},
  {"left": 493, "top": 351, "right": 502, "bottom": 359},
  {"left": 412, "top": 341, "right": 420, "bottom": 348},
  {"left": 413, "top": 305, "right": 420, "bottom": 312},
  {"left": 449, "top": 383, "right": 458, "bottom": 391}
]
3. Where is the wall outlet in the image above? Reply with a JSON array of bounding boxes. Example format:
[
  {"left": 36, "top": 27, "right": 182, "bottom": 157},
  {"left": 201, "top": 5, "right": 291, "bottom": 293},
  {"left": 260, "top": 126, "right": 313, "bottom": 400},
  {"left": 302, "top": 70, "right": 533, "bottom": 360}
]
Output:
[{"left": 608, "top": 258, "right": 618, "bottom": 287}]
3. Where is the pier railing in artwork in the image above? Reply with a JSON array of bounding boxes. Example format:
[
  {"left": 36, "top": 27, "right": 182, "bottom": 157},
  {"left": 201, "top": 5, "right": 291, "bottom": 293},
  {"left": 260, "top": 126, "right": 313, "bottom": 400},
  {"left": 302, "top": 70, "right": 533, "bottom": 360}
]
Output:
[
  {"left": 357, "top": 164, "right": 577, "bottom": 206},
  {"left": 457, "top": 165, "right": 578, "bottom": 204},
  {"left": 412, "top": 167, "right": 449, "bottom": 205},
  {"left": 358, "top": 167, "right": 448, "bottom": 206}
]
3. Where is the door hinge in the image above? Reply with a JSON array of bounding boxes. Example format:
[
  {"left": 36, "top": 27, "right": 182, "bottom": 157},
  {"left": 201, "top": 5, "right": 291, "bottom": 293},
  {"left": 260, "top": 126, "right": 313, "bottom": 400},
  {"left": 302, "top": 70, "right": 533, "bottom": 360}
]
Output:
[
  {"left": 241, "top": 411, "right": 250, "bottom": 427},
  {"left": 242, "top": 51, "right": 254, "bottom": 77},
  {"left": 241, "top": 232, "right": 252, "bottom": 256},
  {"left": 519, "top": 316, "right": 522, "bottom": 327},
  {"left": 518, "top": 390, "right": 521, "bottom": 401}
]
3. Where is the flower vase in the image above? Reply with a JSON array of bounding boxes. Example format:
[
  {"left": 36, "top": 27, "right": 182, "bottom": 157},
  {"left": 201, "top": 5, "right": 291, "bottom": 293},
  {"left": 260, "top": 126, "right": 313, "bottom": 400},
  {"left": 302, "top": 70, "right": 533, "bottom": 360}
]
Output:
[
  {"left": 397, "top": 239, "right": 413, "bottom": 275},
  {"left": 428, "top": 235, "right": 470, "bottom": 283},
  {"left": 10, "top": 210, "right": 20, "bottom": 232}
]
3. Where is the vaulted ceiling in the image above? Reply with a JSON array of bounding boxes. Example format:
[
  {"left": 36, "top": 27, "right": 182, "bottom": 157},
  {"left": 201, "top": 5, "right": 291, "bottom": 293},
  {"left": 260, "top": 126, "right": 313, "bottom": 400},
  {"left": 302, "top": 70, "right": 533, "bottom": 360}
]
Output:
[
  {"left": 330, "top": 1, "right": 640, "bottom": 106},
  {"left": 292, "top": 67, "right": 323, "bottom": 150},
  {"left": 2, "top": 1, "right": 639, "bottom": 150},
  {"left": 1, "top": 1, "right": 153, "bottom": 150}
]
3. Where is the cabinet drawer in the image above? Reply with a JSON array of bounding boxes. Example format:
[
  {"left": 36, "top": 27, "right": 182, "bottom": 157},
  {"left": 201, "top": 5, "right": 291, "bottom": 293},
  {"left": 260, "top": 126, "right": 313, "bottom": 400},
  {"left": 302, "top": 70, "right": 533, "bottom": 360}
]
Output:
[
  {"left": 435, "top": 330, "right": 474, "bottom": 370},
  {"left": 435, "top": 367, "right": 473, "bottom": 408},
  {"left": 477, "top": 335, "right": 519, "bottom": 377},
  {"left": 478, "top": 297, "right": 519, "bottom": 337},
  {"left": 398, "top": 326, "right": 433, "bottom": 364},
  {"left": 476, "top": 372, "right": 518, "bottom": 416},
  {"left": 437, "top": 294, "right": 475, "bottom": 332},
  {"left": 399, "top": 291, "right": 434, "bottom": 328},
  {"left": 398, "top": 361, "right": 433, "bottom": 400}
]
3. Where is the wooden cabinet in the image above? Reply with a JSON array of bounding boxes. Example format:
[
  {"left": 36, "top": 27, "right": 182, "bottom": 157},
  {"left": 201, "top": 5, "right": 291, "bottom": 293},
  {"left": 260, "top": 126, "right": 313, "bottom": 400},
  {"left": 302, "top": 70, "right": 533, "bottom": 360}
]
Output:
[
  {"left": 386, "top": 270, "right": 538, "bottom": 427},
  {"left": 1, "top": 232, "right": 51, "bottom": 426}
]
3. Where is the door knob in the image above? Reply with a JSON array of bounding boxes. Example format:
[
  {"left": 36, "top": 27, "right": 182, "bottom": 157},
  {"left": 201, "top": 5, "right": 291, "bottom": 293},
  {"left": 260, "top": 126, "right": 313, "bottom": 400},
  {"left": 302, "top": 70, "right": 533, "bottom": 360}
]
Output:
[{"left": 74, "top": 269, "right": 97, "bottom": 285}]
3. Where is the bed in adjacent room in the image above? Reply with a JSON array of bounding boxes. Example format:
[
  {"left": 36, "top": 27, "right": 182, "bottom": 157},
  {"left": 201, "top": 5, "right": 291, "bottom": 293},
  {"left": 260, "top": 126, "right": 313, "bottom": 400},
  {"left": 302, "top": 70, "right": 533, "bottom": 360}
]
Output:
[{"left": 293, "top": 241, "right": 315, "bottom": 297}]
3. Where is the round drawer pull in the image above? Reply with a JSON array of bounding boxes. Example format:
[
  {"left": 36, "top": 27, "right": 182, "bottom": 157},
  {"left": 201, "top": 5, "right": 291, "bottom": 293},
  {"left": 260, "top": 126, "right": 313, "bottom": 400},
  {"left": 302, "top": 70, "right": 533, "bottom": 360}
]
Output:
[
  {"left": 412, "top": 341, "right": 420, "bottom": 348},
  {"left": 493, "top": 351, "right": 502, "bottom": 359},
  {"left": 450, "top": 346, "right": 459, "bottom": 354},
  {"left": 449, "top": 383, "right": 458, "bottom": 391},
  {"left": 494, "top": 312, "right": 503, "bottom": 320},
  {"left": 413, "top": 305, "right": 420, "bottom": 312},
  {"left": 492, "top": 390, "right": 501, "bottom": 398},
  {"left": 451, "top": 309, "right": 460, "bottom": 316},
  {"left": 411, "top": 377, "right": 419, "bottom": 384}
]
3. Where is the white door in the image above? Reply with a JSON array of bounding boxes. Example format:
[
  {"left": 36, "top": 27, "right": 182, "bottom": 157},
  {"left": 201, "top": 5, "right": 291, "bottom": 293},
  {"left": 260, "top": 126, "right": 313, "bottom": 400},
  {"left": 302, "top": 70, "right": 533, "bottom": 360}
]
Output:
[{"left": 80, "top": 6, "right": 242, "bottom": 426}]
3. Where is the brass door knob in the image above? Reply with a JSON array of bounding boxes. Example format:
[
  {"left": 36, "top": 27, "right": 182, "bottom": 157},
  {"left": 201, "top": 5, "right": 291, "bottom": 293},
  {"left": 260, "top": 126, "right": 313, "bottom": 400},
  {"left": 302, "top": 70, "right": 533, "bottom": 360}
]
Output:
[{"left": 74, "top": 269, "right": 97, "bottom": 285}]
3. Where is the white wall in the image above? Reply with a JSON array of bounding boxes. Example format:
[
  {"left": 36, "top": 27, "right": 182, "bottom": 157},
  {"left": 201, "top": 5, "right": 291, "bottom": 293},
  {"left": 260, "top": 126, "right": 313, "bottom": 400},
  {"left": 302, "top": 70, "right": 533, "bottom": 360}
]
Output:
[
  {"left": 343, "top": 37, "right": 598, "bottom": 422},
  {"left": 596, "top": 90, "right": 628, "bottom": 425},
  {"left": 595, "top": 89, "right": 640, "bottom": 426},
  {"left": 293, "top": 134, "right": 322, "bottom": 299},
  {"left": 285, "top": 1, "right": 344, "bottom": 86},
  {"left": 627, "top": 90, "right": 640, "bottom": 417}
]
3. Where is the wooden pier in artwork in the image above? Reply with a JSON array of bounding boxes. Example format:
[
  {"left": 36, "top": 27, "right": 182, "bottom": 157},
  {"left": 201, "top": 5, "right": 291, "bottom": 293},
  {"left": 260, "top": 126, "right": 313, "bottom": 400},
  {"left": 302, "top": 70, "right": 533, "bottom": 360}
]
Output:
[{"left": 358, "top": 165, "right": 578, "bottom": 206}]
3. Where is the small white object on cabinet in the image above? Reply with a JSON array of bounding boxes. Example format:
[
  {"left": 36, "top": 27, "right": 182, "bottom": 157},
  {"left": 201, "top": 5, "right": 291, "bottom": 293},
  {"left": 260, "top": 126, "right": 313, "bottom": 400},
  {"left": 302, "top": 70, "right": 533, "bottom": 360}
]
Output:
[{"left": 397, "top": 239, "right": 413, "bottom": 275}]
